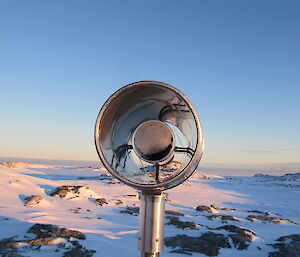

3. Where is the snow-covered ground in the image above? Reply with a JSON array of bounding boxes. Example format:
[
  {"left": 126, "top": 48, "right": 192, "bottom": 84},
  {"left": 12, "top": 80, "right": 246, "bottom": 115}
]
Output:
[{"left": 0, "top": 162, "right": 299, "bottom": 256}]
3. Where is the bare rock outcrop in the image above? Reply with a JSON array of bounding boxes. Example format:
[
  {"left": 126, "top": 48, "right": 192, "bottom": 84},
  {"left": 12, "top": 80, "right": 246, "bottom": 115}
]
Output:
[
  {"left": 120, "top": 206, "right": 139, "bottom": 216},
  {"left": 24, "top": 195, "right": 43, "bottom": 206},
  {"left": 50, "top": 186, "right": 90, "bottom": 199},
  {"left": 247, "top": 214, "right": 298, "bottom": 224},
  {"left": 166, "top": 216, "right": 197, "bottom": 230},
  {"left": 218, "top": 225, "right": 256, "bottom": 250},
  {"left": 206, "top": 215, "right": 239, "bottom": 222},
  {"left": 94, "top": 198, "right": 108, "bottom": 206},
  {"left": 269, "top": 234, "right": 300, "bottom": 257},
  {"left": 63, "top": 240, "right": 95, "bottom": 257},
  {"left": 165, "top": 232, "right": 231, "bottom": 256},
  {"left": 196, "top": 205, "right": 216, "bottom": 213},
  {"left": 28, "top": 223, "right": 85, "bottom": 240},
  {"left": 165, "top": 224, "right": 256, "bottom": 255},
  {"left": 0, "top": 224, "right": 95, "bottom": 257}
]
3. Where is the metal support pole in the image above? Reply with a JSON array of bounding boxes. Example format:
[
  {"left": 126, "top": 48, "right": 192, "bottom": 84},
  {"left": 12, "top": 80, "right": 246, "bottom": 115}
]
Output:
[{"left": 139, "top": 192, "right": 165, "bottom": 257}]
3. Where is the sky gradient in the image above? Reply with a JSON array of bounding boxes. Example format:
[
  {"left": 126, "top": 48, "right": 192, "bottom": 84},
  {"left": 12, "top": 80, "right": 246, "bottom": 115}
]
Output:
[{"left": 0, "top": 1, "right": 299, "bottom": 170}]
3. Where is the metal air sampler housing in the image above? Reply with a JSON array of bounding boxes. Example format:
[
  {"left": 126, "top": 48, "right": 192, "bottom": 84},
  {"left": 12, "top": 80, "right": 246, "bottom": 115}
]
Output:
[{"left": 95, "top": 81, "right": 204, "bottom": 257}]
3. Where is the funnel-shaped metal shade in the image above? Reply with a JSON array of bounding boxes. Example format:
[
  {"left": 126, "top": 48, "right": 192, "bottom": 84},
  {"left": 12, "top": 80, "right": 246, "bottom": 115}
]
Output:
[{"left": 95, "top": 81, "right": 204, "bottom": 191}]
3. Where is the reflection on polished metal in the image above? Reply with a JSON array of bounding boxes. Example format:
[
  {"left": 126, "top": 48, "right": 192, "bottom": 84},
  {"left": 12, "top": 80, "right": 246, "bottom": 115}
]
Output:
[
  {"left": 142, "top": 252, "right": 159, "bottom": 257},
  {"left": 94, "top": 81, "right": 204, "bottom": 257},
  {"left": 133, "top": 120, "right": 175, "bottom": 164},
  {"left": 139, "top": 193, "right": 165, "bottom": 256},
  {"left": 142, "top": 253, "right": 159, "bottom": 257},
  {"left": 95, "top": 81, "right": 204, "bottom": 191},
  {"left": 139, "top": 193, "right": 165, "bottom": 257}
]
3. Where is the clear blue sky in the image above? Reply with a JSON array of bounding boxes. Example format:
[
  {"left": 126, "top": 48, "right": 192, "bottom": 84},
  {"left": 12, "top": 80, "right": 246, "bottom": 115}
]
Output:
[{"left": 0, "top": 0, "right": 299, "bottom": 167}]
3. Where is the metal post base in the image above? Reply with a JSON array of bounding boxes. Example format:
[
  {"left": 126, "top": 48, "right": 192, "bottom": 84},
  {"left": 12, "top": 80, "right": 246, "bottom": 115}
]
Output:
[
  {"left": 139, "top": 192, "right": 165, "bottom": 257},
  {"left": 141, "top": 252, "right": 159, "bottom": 257}
]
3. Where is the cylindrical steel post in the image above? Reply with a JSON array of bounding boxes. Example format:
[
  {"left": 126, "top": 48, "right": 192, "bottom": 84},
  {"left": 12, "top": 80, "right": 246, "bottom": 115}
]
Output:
[
  {"left": 139, "top": 193, "right": 165, "bottom": 257},
  {"left": 141, "top": 253, "right": 159, "bottom": 257}
]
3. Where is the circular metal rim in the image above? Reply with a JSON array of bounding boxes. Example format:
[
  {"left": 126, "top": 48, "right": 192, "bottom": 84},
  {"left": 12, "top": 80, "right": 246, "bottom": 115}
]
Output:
[{"left": 94, "top": 81, "right": 204, "bottom": 191}]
